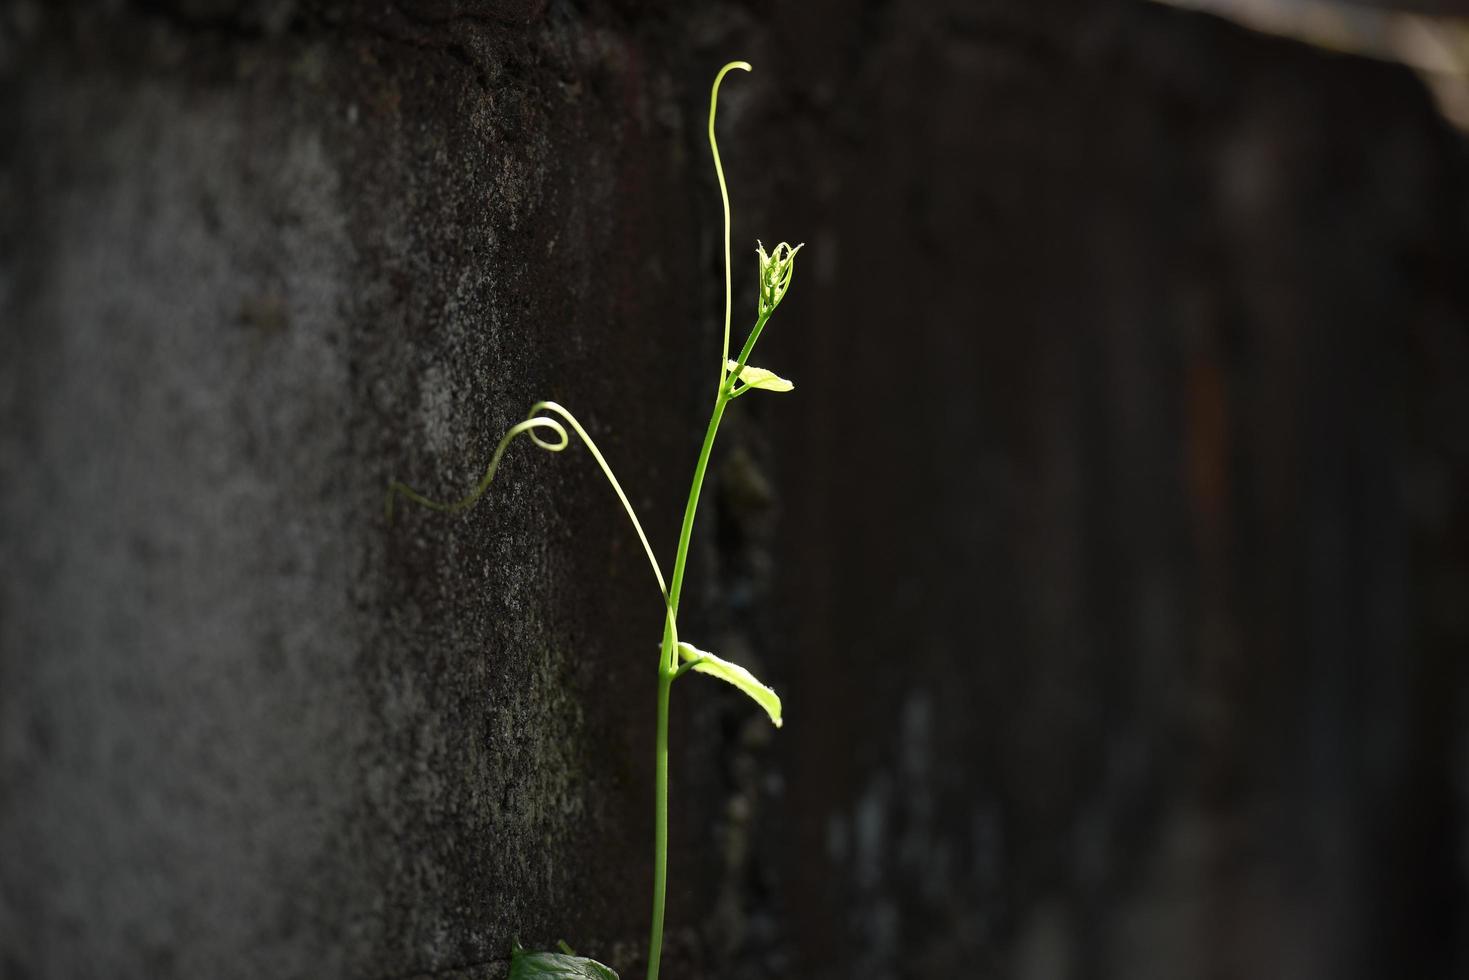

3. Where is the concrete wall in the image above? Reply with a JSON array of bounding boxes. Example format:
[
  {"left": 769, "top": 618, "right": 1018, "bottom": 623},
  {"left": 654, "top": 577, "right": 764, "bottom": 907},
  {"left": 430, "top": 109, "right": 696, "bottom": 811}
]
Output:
[{"left": 2, "top": 1, "right": 1466, "bottom": 978}]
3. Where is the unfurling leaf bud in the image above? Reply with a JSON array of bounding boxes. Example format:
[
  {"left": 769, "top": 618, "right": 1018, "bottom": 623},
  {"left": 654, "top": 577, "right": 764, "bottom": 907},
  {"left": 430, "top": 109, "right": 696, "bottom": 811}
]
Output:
[{"left": 756, "top": 240, "right": 803, "bottom": 318}]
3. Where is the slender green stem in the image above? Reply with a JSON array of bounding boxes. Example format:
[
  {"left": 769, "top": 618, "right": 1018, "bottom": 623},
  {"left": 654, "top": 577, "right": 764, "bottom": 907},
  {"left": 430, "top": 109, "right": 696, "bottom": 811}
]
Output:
[
  {"left": 729, "top": 313, "right": 770, "bottom": 381},
  {"left": 646, "top": 670, "right": 672, "bottom": 980},
  {"left": 664, "top": 392, "right": 729, "bottom": 660},
  {"left": 647, "top": 59, "right": 753, "bottom": 980},
  {"left": 392, "top": 58, "right": 783, "bottom": 980},
  {"left": 646, "top": 385, "right": 730, "bottom": 980}
]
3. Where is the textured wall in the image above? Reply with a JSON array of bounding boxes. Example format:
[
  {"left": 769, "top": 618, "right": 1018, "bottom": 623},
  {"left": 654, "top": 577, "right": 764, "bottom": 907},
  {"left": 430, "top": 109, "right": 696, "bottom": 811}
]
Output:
[
  {"left": 2, "top": 2, "right": 1466, "bottom": 979},
  {"left": 760, "top": 4, "right": 1469, "bottom": 979},
  {"left": 1, "top": 2, "right": 721, "bottom": 976}
]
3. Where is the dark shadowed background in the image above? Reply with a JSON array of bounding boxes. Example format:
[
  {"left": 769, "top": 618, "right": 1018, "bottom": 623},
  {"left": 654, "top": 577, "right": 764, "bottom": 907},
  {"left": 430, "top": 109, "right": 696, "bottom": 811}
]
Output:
[{"left": 2, "top": 1, "right": 1467, "bottom": 978}]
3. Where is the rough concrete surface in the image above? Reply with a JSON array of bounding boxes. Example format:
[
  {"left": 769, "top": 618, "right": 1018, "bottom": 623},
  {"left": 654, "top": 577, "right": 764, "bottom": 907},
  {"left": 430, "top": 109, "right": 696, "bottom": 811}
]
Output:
[{"left": 2, "top": 1, "right": 1467, "bottom": 979}]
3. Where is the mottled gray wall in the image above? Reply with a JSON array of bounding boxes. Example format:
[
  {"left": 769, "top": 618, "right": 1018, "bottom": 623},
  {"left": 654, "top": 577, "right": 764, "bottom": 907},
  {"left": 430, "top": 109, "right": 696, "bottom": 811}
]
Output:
[
  {"left": 1, "top": 2, "right": 720, "bottom": 976},
  {"left": 2, "top": 2, "right": 1466, "bottom": 979}
]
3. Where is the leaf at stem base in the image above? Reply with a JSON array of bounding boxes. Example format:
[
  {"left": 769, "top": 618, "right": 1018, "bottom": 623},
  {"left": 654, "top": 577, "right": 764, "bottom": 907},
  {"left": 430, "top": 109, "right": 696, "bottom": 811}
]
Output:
[{"left": 509, "top": 946, "right": 619, "bottom": 980}]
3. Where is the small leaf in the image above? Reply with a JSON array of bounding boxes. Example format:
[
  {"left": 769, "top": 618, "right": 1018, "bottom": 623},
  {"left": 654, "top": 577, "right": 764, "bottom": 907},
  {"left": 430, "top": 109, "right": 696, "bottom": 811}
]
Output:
[
  {"left": 727, "top": 360, "right": 794, "bottom": 393},
  {"left": 510, "top": 946, "right": 619, "bottom": 980},
  {"left": 678, "top": 641, "right": 783, "bottom": 728}
]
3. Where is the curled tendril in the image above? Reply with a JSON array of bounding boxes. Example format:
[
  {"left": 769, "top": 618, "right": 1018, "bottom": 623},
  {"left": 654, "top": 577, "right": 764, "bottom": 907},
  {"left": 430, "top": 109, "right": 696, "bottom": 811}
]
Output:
[{"left": 386, "top": 400, "right": 670, "bottom": 605}]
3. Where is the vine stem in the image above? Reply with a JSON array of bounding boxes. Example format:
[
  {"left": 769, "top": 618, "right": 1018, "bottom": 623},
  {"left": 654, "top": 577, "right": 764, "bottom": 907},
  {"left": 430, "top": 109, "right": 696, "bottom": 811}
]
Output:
[
  {"left": 648, "top": 670, "right": 673, "bottom": 980},
  {"left": 386, "top": 60, "right": 776, "bottom": 980},
  {"left": 646, "top": 382, "right": 731, "bottom": 980},
  {"left": 646, "top": 59, "right": 751, "bottom": 980}
]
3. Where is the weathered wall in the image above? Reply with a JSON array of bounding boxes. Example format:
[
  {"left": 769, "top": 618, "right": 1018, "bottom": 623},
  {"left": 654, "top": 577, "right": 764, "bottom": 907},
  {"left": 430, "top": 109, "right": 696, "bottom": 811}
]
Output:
[
  {"left": 758, "top": 4, "right": 1469, "bottom": 979},
  {"left": 0, "top": 2, "right": 722, "bottom": 976},
  {"left": 2, "top": 1, "right": 1466, "bottom": 979}
]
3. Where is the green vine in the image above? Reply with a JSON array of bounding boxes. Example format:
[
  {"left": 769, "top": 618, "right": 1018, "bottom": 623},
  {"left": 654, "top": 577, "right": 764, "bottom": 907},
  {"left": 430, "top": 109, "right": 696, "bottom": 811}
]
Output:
[{"left": 388, "top": 61, "right": 802, "bottom": 980}]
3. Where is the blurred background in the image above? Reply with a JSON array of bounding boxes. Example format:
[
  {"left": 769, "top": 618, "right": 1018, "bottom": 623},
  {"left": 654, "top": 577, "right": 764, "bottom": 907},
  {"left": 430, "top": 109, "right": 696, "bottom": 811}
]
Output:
[{"left": 2, "top": 1, "right": 1466, "bottom": 978}]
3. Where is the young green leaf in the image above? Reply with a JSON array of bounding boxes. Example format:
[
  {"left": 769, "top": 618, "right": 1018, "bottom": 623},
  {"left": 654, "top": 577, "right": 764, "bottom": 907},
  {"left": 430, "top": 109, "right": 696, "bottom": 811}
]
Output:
[
  {"left": 677, "top": 641, "right": 783, "bottom": 727},
  {"left": 726, "top": 359, "right": 795, "bottom": 393},
  {"left": 755, "top": 240, "right": 803, "bottom": 317},
  {"left": 509, "top": 946, "right": 619, "bottom": 980}
]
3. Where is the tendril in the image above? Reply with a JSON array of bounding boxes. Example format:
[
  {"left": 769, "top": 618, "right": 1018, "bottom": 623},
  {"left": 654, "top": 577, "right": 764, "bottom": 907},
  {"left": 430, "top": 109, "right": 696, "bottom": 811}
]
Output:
[
  {"left": 709, "top": 60, "right": 751, "bottom": 397},
  {"left": 386, "top": 400, "right": 670, "bottom": 605}
]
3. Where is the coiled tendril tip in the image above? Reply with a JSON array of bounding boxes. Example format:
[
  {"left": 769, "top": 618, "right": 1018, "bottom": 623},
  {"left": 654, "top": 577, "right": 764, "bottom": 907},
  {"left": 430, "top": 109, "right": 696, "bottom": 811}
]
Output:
[{"left": 385, "top": 401, "right": 667, "bottom": 601}]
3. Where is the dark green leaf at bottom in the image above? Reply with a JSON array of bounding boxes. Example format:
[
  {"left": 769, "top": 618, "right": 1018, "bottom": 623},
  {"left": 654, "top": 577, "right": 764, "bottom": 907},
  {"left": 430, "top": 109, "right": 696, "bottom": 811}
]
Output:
[{"left": 509, "top": 946, "right": 619, "bottom": 980}]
